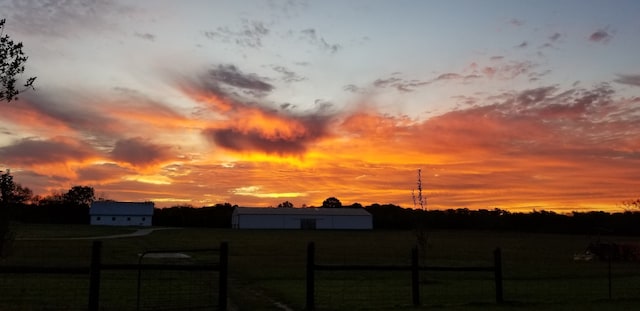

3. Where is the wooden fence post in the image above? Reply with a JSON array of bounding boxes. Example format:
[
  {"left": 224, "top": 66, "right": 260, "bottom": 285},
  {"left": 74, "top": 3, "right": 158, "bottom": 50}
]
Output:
[
  {"left": 608, "top": 254, "right": 612, "bottom": 300},
  {"left": 88, "top": 240, "right": 102, "bottom": 311},
  {"left": 411, "top": 246, "right": 420, "bottom": 306},
  {"left": 306, "top": 242, "right": 315, "bottom": 310},
  {"left": 493, "top": 248, "right": 503, "bottom": 304},
  {"left": 218, "top": 242, "right": 229, "bottom": 311}
]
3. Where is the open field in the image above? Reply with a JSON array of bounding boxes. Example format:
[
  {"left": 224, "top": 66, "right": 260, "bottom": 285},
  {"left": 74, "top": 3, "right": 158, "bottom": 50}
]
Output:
[{"left": 1, "top": 224, "right": 640, "bottom": 310}]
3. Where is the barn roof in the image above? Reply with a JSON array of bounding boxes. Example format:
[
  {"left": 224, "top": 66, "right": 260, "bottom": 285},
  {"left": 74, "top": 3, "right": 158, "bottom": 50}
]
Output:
[
  {"left": 90, "top": 201, "right": 154, "bottom": 216},
  {"left": 233, "top": 207, "right": 371, "bottom": 216}
]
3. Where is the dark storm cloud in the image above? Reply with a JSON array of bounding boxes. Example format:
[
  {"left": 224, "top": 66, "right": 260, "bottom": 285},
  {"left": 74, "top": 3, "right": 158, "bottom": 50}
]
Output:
[
  {"left": 110, "top": 137, "right": 173, "bottom": 167},
  {"left": 0, "top": 137, "right": 96, "bottom": 165},
  {"left": 203, "top": 19, "right": 269, "bottom": 48},
  {"left": 589, "top": 29, "right": 613, "bottom": 43},
  {"left": 210, "top": 64, "right": 274, "bottom": 93},
  {"left": 614, "top": 74, "right": 640, "bottom": 87}
]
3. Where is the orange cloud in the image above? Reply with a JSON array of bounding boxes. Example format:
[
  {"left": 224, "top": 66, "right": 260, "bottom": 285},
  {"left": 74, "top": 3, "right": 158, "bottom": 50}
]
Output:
[
  {"left": 0, "top": 136, "right": 101, "bottom": 178},
  {"left": 3, "top": 73, "right": 639, "bottom": 213}
]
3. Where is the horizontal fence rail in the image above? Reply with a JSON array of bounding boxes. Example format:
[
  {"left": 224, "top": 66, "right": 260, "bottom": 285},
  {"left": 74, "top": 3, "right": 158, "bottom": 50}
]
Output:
[
  {"left": 0, "top": 240, "right": 229, "bottom": 311},
  {"left": 0, "top": 266, "right": 90, "bottom": 274},
  {"left": 305, "top": 242, "right": 503, "bottom": 310}
]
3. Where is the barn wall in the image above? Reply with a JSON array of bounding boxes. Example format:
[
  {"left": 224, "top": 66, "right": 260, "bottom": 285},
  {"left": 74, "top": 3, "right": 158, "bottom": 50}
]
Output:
[
  {"left": 90, "top": 215, "right": 151, "bottom": 226},
  {"left": 332, "top": 215, "right": 372, "bottom": 229},
  {"left": 234, "top": 213, "right": 372, "bottom": 229},
  {"left": 237, "top": 215, "right": 285, "bottom": 229}
]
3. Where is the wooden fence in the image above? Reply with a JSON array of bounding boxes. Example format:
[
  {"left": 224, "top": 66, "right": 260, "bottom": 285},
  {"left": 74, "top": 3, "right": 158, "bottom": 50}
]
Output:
[
  {"left": 305, "top": 242, "right": 503, "bottom": 310},
  {"left": 0, "top": 240, "right": 228, "bottom": 311}
]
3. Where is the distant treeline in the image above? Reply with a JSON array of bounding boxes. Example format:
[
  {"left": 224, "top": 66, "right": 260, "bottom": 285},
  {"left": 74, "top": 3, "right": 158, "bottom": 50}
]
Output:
[
  {"left": 154, "top": 204, "right": 640, "bottom": 236},
  {"left": 6, "top": 202, "right": 640, "bottom": 236},
  {"left": 365, "top": 204, "right": 640, "bottom": 235}
]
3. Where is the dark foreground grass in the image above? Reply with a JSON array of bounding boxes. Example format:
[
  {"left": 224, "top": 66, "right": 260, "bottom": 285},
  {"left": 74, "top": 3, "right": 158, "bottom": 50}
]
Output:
[{"left": 1, "top": 225, "right": 640, "bottom": 310}]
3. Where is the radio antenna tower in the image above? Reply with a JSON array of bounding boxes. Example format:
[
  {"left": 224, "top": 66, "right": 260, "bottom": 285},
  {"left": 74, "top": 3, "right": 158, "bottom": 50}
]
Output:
[{"left": 412, "top": 169, "right": 426, "bottom": 210}]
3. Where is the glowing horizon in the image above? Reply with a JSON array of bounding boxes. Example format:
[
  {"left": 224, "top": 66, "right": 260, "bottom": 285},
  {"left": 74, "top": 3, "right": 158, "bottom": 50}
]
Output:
[{"left": 1, "top": 1, "right": 639, "bottom": 212}]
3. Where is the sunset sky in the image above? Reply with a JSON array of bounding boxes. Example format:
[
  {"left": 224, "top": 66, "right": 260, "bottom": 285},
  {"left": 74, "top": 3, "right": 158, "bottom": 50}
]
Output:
[{"left": 1, "top": 0, "right": 639, "bottom": 212}]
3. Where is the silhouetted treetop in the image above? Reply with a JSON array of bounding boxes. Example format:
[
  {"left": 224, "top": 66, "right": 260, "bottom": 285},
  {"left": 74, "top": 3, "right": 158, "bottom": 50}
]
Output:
[
  {"left": 278, "top": 201, "right": 294, "bottom": 208},
  {"left": 1, "top": 19, "right": 36, "bottom": 102},
  {"left": 321, "top": 197, "right": 342, "bottom": 208},
  {"left": 64, "top": 186, "right": 95, "bottom": 207}
]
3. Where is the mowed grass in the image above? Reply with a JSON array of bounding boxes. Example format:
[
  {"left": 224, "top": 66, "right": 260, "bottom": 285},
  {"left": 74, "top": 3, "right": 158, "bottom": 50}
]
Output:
[{"left": 2, "top": 224, "right": 640, "bottom": 310}]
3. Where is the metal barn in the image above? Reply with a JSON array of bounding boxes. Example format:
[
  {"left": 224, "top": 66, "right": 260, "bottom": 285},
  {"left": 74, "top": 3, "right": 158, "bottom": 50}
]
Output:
[
  {"left": 90, "top": 201, "right": 154, "bottom": 226},
  {"left": 232, "top": 207, "right": 373, "bottom": 230}
]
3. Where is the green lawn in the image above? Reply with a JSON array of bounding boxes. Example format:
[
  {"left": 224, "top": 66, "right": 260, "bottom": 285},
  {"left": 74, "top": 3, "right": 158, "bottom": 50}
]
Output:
[
  {"left": 1, "top": 225, "right": 640, "bottom": 310},
  {"left": 12, "top": 223, "right": 136, "bottom": 239}
]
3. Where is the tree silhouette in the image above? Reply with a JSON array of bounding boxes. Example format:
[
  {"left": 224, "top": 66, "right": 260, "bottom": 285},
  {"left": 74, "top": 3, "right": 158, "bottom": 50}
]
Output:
[
  {"left": 0, "top": 169, "right": 24, "bottom": 257},
  {"left": 321, "top": 197, "right": 342, "bottom": 208},
  {"left": 63, "top": 186, "right": 95, "bottom": 208},
  {"left": 1, "top": 18, "right": 36, "bottom": 102},
  {"left": 0, "top": 170, "right": 15, "bottom": 206},
  {"left": 622, "top": 198, "right": 640, "bottom": 211},
  {"left": 277, "top": 201, "right": 294, "bottom": 208}
]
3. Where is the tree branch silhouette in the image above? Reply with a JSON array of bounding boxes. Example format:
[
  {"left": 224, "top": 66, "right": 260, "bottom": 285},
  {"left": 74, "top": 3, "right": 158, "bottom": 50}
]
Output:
[{"left": 1, "top": 18, "right": 36, "bottom": 102}]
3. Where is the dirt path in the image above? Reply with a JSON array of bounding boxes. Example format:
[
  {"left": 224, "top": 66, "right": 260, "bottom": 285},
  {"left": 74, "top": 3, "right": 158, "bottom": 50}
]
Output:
[{"left": 17, "top": 227, "right": 178, "bottom": 241}]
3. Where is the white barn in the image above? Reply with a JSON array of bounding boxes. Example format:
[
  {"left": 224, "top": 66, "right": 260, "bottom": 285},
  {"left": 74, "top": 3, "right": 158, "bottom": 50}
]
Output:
[
  {"left": 232, "top": 207, "right": 373, "bottom": 230},
  {"left": 90, "top": 201, "right": 154, "bottom": 226}
]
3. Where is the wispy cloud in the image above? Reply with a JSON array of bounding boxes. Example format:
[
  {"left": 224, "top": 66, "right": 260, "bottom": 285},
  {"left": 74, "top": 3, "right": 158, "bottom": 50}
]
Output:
[
  {"left": 271, "top": 65, "right": 307, "bottom": 83},
  {"left": 0, "top": 0, "right": 136, "bottom": 37},
  {"left": 299, "top": 28, "right": 341, "bottom": 53},
  {"left": 589, "top": 28, "right": 613, "bottom": 43},
  {"left": 134, "top": 32, "right": 156, "bottom": 41},
  {"left": 209, "top": 64, "right": 274, "bottom": 96},
  {"left": 549, "top": 32, "right": 562, "bottom": 42},
  {"left": 614, "top": 74, "right": 640, "bottom": 87},
  {"left": 204, "top": 19, "right": 270, "bottom": 48},
  {"left": 508, "top": 18, "right": 524, "bottom": 26}
]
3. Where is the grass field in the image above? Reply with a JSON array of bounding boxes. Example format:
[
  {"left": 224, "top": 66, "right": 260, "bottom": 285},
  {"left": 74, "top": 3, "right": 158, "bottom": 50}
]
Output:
[{"left": 1, "top": 224, "right": 640, "bottom": 310}]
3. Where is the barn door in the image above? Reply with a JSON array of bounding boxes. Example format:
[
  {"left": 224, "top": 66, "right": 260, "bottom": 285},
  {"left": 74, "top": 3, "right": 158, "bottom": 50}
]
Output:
[{"left": 300, "top": 219, "right": 317, "bottom": 230}]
